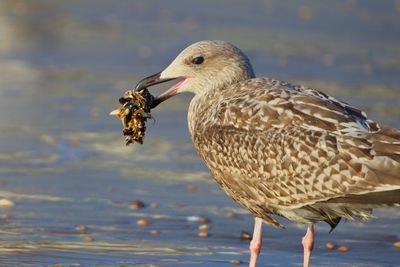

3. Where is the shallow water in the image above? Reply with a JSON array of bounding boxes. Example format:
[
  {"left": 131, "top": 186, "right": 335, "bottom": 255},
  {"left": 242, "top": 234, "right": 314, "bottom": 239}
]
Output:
[{"left": 0, "top": 0, "right": 399, "bottom": 266}]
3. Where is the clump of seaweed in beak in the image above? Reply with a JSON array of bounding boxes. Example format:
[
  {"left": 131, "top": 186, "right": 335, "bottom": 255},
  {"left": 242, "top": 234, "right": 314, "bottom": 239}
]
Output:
[{"left": 110, "top": 88, "right": 154, "bottom": 145}]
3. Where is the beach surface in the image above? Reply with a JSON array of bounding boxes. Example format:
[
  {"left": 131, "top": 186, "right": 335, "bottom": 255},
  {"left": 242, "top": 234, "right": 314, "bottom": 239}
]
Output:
[{"left": 0, "top": 1, "right": 399, "bottom": 266}]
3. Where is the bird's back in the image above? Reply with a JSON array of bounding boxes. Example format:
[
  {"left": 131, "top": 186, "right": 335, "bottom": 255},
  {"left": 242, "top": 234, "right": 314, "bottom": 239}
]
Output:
[{"left": 188, "top": 77, "right": 400, "bottom": 228}]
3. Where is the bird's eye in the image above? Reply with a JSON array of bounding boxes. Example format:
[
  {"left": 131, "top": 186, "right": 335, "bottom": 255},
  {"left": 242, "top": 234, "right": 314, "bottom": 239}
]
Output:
[{"left": 192, "top": 55, "right": 204, "bottom": 65}]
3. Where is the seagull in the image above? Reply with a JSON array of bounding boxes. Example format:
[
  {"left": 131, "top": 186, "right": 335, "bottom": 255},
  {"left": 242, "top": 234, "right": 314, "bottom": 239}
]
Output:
[{"left": 134, "top": 40, "right": 400, "bottom": 267}]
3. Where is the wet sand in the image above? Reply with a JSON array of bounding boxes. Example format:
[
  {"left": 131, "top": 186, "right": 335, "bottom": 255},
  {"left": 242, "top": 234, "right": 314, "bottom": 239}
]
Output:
[{"left": 0, "top": 0, "right": 399, "bottom": 266}]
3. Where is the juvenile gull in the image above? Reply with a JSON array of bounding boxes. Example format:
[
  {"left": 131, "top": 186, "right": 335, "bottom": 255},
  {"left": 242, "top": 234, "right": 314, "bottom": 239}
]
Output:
[{"left": 135, "top": 40, "right": 400, "bottom": 267}]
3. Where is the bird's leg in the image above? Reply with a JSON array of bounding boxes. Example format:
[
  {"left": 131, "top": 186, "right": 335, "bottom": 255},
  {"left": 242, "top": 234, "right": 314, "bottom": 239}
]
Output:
[
  {"left": 249, "top": 217, "right": 263, "bottom": 267},
  {"left": 302, "top": 224, "right": 315, "bottom": 267}
]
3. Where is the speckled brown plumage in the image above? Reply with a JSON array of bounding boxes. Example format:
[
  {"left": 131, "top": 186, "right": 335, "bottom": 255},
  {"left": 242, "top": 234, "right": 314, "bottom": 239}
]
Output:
[{"left": 188, "top": 77, "right": 400, "bottom": 229}]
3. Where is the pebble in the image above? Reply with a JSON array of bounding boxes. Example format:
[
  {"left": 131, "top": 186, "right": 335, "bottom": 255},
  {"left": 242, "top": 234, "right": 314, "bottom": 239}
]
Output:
[
  {"left": 187, "top": 184, "right": 198, "bottom": 192},
  {"left": 393, "top": 241, "right": 400, "bottom": 248},
  {"left": 0, "top": 199, "right": 15, "bottom": 208},
  {"left": 137, "top": 219, "right": 151, "bottom": 227},
  {"left": 240, "top": 231, "right": 252, "bottom": 241},
  {"left": 299, "top": 5, "right": 314, "bottom": 21},
  {"left": 186, "top": 216, "right": 210, "bottom": 223},
  {"left": 129, "top": 200, "right": 145, "bottom": 209},
  {"left": 198, "top": 217, "right": 209, "bottom": 223},
  {"left": 337, "top": 245, "right": 349, "bottom": 252},
  {"left": 68, "top": 136, "right": 80, "bottom": 147},
  {"left": 149, "top": 229, "right": 160, "bottom": 235},
  {"left": 1, "top": 213, "right": 10, "bottom": 220},
  {"left": 197, "top": 231, "right": 209, "bottom": 238},
  {"left": 227, "top": 212, "right": 236, "bottom": 219},
  {"left": 62, "top": 103, "right": 74, "bottom": 112},
  {"left": 230, "top": 259, "right": 242, "bottom": 265},
  {"left": 198, "top": 224, "right": 209, "bottom": 231},
  {"left": 75, "top": 225, "right": 88, "bottom": 234},
  {"left": 325, "top": 242, "right": 336, "bottom": 250},
  {"left": 82, "top": 235, "right": 93, "bottom": 242}
]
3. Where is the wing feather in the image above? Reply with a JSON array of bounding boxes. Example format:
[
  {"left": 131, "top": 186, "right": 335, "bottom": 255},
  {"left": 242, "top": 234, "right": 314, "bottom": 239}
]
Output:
[{"left": 191, "top": 78, "right": 400, "bottom": 213}]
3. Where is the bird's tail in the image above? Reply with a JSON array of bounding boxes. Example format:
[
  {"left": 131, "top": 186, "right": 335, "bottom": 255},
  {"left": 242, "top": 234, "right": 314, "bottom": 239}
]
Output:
[
  {"left": 319, "top": 125, "right": 400, "bottom": 227},
  {"left": 327, "top": 189, "right": 400, "bottom": 206}
]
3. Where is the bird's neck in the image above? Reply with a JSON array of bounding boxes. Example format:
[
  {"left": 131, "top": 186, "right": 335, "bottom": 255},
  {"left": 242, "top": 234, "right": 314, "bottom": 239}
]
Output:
[{"left": 187, "top": 83, "right": 229, "bottom": 139}]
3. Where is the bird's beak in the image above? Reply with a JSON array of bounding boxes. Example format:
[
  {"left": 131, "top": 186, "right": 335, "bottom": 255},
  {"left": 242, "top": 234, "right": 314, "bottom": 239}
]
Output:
[{"left": 134, "top": 72, "right": 178, "bottom": 108}]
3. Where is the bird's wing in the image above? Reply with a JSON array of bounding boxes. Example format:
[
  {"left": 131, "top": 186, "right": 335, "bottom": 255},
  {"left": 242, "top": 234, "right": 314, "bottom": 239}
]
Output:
[{"left": 194, "top": 78, "right": 400, "bottom": 210}]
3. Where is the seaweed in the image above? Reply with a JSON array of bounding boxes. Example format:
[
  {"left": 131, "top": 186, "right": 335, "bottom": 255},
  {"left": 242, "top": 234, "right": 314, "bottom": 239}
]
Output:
[{"left": 110, "top": 88, "right": 154, "bottom": 145}]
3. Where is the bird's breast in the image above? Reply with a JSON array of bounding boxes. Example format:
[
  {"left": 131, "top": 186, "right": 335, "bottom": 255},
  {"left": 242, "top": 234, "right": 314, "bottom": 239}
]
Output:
[{"left": 187, "top": 93, "right": 218, "bottom": 140}]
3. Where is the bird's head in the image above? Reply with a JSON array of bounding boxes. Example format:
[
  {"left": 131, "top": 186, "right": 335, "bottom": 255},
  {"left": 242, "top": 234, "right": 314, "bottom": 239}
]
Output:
[{"left": 135, "top": 40, "right": 255, "bottom": 108}]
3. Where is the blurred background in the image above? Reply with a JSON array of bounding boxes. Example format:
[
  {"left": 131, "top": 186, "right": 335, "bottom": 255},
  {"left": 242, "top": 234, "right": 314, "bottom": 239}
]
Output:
[{"left": 0, "top": 0, "right": 399, "bottom": 266}]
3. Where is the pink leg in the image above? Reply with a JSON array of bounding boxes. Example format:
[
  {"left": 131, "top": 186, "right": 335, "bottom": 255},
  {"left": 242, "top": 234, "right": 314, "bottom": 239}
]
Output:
[
  {"left": 249, "top": 217, "right": 263, "bottom": 267},
  {"left": 302, "top": 224, "right": 315, "bottom": 267}
]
